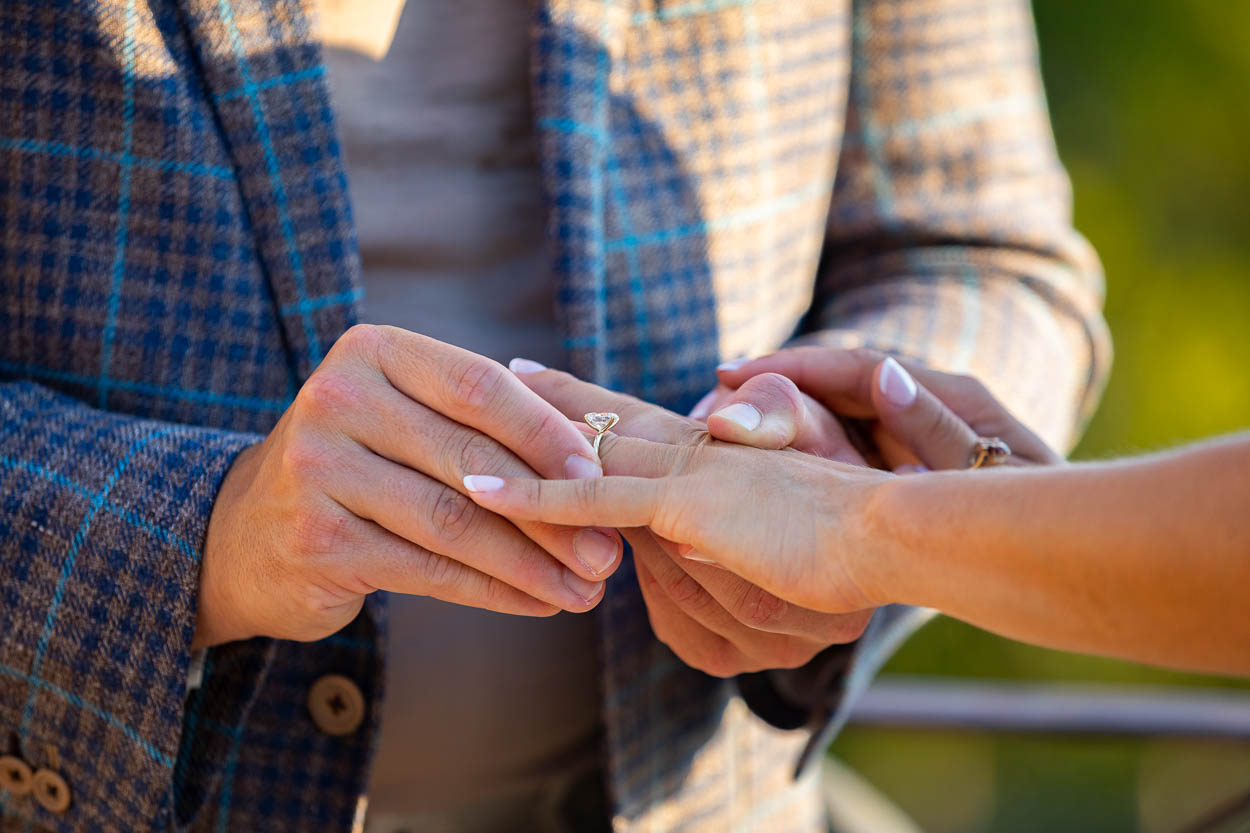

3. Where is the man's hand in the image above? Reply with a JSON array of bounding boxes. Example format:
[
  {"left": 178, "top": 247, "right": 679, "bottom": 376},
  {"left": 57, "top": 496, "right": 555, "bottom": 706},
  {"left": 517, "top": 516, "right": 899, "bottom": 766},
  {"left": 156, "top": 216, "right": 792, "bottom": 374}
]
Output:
[
  {"left": 630, "top": 530, "right": 871, "bottom": 677},
  {"left": 507, "top": 362, "right": 873, "bottom": 678},
  {"left": 194, "top": 326, "right": 622, "bottom": 648}
]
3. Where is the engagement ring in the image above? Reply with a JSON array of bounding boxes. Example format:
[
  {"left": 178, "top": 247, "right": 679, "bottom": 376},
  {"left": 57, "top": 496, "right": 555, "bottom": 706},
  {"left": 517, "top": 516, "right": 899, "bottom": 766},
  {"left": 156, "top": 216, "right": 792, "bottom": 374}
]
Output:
[{"left": 584, "top": 412, "right": 620, "bottom": 461}]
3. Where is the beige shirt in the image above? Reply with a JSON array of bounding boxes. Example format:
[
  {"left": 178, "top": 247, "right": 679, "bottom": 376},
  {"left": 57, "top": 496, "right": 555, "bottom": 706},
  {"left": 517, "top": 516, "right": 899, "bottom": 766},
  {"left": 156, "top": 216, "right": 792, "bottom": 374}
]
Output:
[{"left": 318, "top": 0, "right": 602, "bottom": 815}]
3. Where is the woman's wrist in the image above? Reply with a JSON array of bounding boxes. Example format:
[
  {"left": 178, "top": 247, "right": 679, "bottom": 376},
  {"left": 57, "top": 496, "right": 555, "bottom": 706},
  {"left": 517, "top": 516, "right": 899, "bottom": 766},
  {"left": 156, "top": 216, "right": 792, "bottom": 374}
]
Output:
[{"left": 849, "top": 470, "right": 948, "bottom": 609}]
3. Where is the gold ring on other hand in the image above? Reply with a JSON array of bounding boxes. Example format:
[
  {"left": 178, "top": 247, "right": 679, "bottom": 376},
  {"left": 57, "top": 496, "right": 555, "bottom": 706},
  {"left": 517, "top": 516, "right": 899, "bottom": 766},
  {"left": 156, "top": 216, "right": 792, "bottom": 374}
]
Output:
[{"left": 968, "top": 436, "right": 1011, "bottom": 469}]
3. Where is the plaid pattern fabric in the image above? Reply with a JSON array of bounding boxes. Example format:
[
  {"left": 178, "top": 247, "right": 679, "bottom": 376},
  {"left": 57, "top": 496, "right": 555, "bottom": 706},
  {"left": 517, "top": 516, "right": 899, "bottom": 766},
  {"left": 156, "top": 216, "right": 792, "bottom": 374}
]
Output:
[{"left": 0, "top": 0, "right": 1109, "bottom": 831}]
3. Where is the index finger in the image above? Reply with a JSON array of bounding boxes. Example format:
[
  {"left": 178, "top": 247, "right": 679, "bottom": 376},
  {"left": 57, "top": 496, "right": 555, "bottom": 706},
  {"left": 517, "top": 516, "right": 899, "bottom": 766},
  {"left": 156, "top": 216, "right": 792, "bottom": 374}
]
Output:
[
  {"left": 461, "top": 433, "right": 676, "bottom": 528},
  {"left": 462, "top": 472, "right": 664, "bottom": 530},
  {"left": 367, "top": 327, "right": 601, "bottom": 480}
]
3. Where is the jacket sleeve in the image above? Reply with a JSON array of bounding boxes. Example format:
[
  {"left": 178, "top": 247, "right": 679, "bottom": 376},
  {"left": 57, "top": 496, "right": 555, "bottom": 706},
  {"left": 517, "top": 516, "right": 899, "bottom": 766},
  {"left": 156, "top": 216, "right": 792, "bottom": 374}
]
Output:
[
  {"left": 743, "top": 0, "right": 1112, "bottom": 766},
  {"left": 0, "top": 380, "right": 270, "bottom": 831},
  {"left": 805, "top": 0, "right": 1111, "bottom": 450}
]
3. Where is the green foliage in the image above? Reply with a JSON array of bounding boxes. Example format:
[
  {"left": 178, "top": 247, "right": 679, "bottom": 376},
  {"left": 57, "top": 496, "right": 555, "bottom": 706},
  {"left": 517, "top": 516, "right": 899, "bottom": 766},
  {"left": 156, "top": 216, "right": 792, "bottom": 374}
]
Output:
[
  {"left": 833, "top": 3, "right": 1250, "bottom": 829},
  {"left": 1044, "top": 0, "right": 1250, "bottom": 455}
]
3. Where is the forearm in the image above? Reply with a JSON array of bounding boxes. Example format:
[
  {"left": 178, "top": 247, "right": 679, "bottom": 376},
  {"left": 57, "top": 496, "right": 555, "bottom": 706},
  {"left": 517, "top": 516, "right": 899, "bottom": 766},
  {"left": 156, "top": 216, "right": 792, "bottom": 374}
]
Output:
[{"left": 867, "top": 433, "right": 1250, "bottom": 675}]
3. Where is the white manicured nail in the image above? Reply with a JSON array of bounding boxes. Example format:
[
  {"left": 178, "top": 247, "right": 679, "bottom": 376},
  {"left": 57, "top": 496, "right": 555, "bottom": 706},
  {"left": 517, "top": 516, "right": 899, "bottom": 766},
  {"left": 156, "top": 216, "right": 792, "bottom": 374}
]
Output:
[
  {"left": 508, "top": 357, "right": 547, "bottom": 374},
  {"left": 879, "top": 357, "right": 918, "bottom": 409},
  {"left": 463, "top": 475, "right": 505, "bottom": 493},
  {"left": 710, "top": 402, "right": 762, "bottom": 432},
  {"left": 717, "top": 358, "right": 748, "bottom": 372}
]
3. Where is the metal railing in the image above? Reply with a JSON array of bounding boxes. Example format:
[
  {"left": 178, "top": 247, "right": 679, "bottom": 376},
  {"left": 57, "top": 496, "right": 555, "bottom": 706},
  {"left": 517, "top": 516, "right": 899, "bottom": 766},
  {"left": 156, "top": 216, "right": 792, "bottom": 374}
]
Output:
[
  {"left": 844, "top": 675, "right": 1250, "bottom": 833},
  {"left": 849, "top": 674, "right": 1250, "bottom": 740}
]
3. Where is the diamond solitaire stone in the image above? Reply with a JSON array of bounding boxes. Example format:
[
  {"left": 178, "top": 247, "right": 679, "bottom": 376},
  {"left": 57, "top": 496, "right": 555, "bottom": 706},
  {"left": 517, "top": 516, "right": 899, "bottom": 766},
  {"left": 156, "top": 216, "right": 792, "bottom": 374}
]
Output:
[{"left": 583, "top": 412, "right": 620, "bottom": 433}]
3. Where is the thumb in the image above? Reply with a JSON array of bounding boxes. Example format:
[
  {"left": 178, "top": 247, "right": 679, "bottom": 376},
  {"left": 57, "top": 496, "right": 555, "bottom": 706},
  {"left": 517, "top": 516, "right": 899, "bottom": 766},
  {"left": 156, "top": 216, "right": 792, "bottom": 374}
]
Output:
[
  {"left": 873, "top": 357, "right": 979, "bottom": 471},
  {"left": 704, "top": 372, "right": 805, "bottom": 450}
]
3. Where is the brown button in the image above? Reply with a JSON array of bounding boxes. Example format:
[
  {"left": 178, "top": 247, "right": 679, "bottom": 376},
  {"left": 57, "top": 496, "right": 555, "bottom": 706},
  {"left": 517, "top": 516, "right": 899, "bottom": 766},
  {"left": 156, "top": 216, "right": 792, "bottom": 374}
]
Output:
[
  {"left": 308, "top": 674, "right": 365, "bottom": 736},
  {"left": 32, "top": 768, "right": 71, "bottom": 813},
  {"left": 0, "top": 755, "right": 33, "bottom": 796}
]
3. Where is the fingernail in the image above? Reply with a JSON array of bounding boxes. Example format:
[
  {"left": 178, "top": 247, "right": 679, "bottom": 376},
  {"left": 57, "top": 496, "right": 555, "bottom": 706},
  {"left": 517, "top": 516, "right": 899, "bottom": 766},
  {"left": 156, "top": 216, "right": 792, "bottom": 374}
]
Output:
[
  {"left": 717, "top": 358, "right": 748, "bottom": 372},
  {"left": 879, "top": 357, "right": 918, "bottom": 408},
  {"left": 565, "top": 454, "right": 602, "bottom": 480},
  {"left": 574, "top": 529, "right": 619, "bottom": 575},
  {"left": 508, "top": 357, "right": 547, "bottom": 374},
  {"left": 893, "top": 464, "right": 931, "bottom": 476},
  {"left": 564, "top": 570, "right": 604, "bottom": 605},
  {"left": 463, "top": 475, "right": 505, "bottom": 493},
  {"left": 688, "top": 389, "right": 718, "bottom": 420},
  {"left": 710, "top": 402, "right": 761, "bottom": 432}
]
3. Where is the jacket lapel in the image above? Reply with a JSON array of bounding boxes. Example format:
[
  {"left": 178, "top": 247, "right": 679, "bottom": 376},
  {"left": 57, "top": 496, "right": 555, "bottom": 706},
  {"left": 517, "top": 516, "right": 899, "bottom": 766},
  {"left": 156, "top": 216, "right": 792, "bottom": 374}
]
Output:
[
  {"left": 173, "top": 0, "right": 361, "bottom": 383},
  {"left": 531, "top": 0, "right": 629, "bottom": 388}
]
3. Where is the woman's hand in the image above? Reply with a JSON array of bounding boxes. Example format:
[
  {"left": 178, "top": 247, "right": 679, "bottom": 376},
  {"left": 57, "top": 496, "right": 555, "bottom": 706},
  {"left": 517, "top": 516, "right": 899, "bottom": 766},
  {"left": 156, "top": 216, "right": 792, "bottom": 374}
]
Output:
[
  {"left": 462, "top": 431, "right": 894, "bottom": 616},
  {"left": 712, "top": 347, "right": 1063, "bottom": 470},
  {"left": 466, "top": 348, "right": 1063, "bottom": 622},
  {"left": 503, "top": 361, "right": 879, "bottom": 675}
]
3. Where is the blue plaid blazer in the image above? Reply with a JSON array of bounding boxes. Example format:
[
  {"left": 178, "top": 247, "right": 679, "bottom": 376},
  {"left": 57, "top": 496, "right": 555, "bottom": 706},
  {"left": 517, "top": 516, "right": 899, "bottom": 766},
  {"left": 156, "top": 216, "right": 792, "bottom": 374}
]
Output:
[{"left": 0, "top": 0, "right": 1110, "bottom": 830}]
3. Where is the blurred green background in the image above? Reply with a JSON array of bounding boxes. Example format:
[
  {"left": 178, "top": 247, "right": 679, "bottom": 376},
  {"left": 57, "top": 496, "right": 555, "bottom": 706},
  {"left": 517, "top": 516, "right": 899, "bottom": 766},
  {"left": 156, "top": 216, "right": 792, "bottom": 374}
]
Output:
[{"left": 830, "top": 2, "right": 1250, "bottom": 831}]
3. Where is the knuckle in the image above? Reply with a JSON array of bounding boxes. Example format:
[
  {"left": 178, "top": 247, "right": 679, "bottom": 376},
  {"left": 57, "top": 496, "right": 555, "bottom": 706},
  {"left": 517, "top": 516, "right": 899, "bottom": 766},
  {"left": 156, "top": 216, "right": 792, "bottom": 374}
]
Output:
[
  {"left": 428, "top": 485, "right": 476, "bottom": 545},
  {"left": 664, "top": 570, "right": 715, "bottom": 613},
  {"left": 543, "top": 476, "right": 605, "bottom": 517},
  {"left": 921, "top": 399, "right": 953, "bottom": 438},
  {"left": 482, "top": 575, "right": 517, "bottom": 611},
  {"left": 450, "top": 358, "right": 506, "bottom": 412},
  {"left": 636, "top": 561, "right": 665, "bottom": 596},
  {"left": 333, "top": 323, "right": 385, "bottom": 365},
  {"left": 517, "top": 408, "right": 568, "bottom": 456},
  {"left": 455, "top": 430, "right": 508, "bottom": 477},
  {"left": 673, "top": 423, "right": 711, "bottom": 449},
  {"left": 412, "top": 547, "right": 464, "bottom": 594},
  {"left": 289, "top": 505, "right": 351, "bottom": 557},
  {"left": 733, "top": 584, "right": 790, "bottom": 629},
  {"left": 297, "top": 371, "right": 359, "bottom": 421},
  {"left": 278, "top": 435, "right": 328, "bottom": 481},
  {"left": 755, "top": 371, "right": 800, "bottom": 399},
  {"left": 575, "top": 478, "right": 611, "bottom": 514}
]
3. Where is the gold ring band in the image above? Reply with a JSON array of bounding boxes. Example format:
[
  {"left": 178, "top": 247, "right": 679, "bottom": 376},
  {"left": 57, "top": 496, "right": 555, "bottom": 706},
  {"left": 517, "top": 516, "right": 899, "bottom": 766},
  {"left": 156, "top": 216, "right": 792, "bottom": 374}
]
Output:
[
  {"left": 968, "top": 436, "right": 1011, "bottom": 469},
  {"left": 584, "top": 412, "right": 620, "bottom": 462}
]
